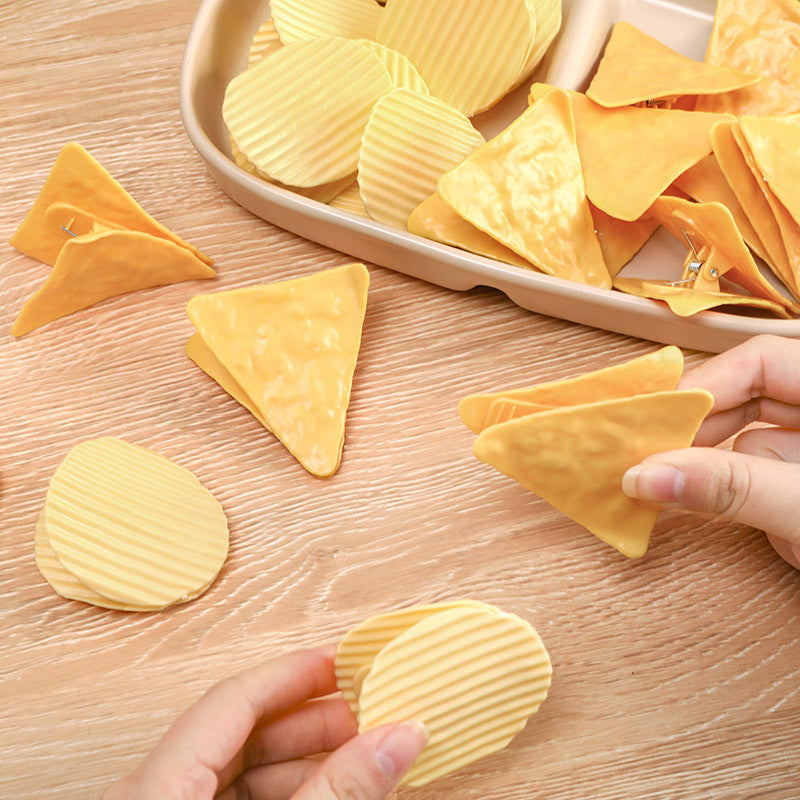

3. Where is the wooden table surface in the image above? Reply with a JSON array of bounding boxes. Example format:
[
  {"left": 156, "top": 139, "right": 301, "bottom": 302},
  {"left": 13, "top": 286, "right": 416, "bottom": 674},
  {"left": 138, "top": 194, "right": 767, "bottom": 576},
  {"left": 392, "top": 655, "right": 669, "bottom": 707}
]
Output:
[{"left": 2, "top": 2, "right": 798, "bottom": 798}]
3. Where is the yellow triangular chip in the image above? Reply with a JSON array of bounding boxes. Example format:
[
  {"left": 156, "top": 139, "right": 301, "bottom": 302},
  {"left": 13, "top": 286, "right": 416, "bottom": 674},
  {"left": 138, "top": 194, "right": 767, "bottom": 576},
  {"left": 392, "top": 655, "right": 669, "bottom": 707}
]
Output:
[
  {"left": 567, "top": 90, "right": 734, "bottom": 221},
  {"left": 10, "top": 142, "right": 212, "bottom": 267},
  {"left": 358, "top": 88, "right": 484, "bottom": 228},
  {"left": 438, "top": 89, "right": 610, "bottom": 288},
  {"left": 408, "top": 194, "right": 539, "bottom": 269},
  {"left": 586, "top": 21, "right": 758, "bottom": 108},
  {"left": 223, "top": 38, "right": 392, "bottom": 187},
  {"left": 459, "top": 346, "right": 684, "bottom": 434},
  {"left": 12, "top": 229, "right": 215, "bottom": 337},
  {"left": 186, "top": 263, "right": 369, "bottom": 478},
  {"left": 589, "top": 203, "right": 659, "bottom": 277},
  {"left": 353, "top": 605, "right": 551, "bottom": 787},
  {"left": 376, "top": 0, "right": 535, "bottom": 116},
  {"left": 44, "top": 437, "right": 229, "bottom": 608},
  {"left": 694, "top": 0, "right": 800, "bottom": 117},
  {"left": 473, "top": 390, "right": 714, "bottom": 558}
]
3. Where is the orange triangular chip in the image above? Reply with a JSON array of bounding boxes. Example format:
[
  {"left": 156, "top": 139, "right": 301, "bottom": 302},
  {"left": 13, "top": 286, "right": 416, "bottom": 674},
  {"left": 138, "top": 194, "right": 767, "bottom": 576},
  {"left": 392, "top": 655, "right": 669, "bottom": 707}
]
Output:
[
  {"left": 473, "top": 390, "right": 714, "bottom": 558},
  {"left": 459, "top": 346, "right": 683, "bottom": 434},
  {"left": 10, "top": 143, "right": 212, "bottom": 267},
  {"left": 589, "top": 203, "right": 659, "bottom": 277},
  {"left": 186, "top": 263, "right": 369, "bottom": 478},
  {"left": 587, "top": 21, "right": 758, "bottom": 109},
  {"left": 694, "top": 0, "right": 800, "bottom": 117},
  {"left": 647, "top": 194, "right": 797, "bottom": 311},
  {"left": 12, "top": 230, "right": 215, "bottom": 337},
  {"left": 438, "top": 89, "right": 610, "bottom": 287},
  {"left": 567, "top": 91, "right": 734, "bottom": 221}
]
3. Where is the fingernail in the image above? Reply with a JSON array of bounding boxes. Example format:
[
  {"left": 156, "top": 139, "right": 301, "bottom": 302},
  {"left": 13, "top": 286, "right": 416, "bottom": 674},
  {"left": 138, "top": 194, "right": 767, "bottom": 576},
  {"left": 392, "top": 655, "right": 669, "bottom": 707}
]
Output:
[
  {"left": 374, "top": 722, "right": 428, "bottom": 781},
  {"left": 622, "top": 463, "right": 685, "bottom": 504}
]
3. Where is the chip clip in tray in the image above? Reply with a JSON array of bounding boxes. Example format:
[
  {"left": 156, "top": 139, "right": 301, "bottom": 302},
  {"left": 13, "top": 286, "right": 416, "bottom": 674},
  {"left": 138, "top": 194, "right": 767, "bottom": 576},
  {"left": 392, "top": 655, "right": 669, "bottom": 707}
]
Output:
[{"left": 180, "top": 0, "right": 800, "bottom": 353}]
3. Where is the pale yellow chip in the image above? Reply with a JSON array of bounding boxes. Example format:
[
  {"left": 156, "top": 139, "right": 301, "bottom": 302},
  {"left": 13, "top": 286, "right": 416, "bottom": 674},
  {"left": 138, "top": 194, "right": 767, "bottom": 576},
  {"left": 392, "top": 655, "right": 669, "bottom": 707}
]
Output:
[
  {"left": 247, "top": 17, "right": 283, "bottom": 67},
  {"left": 459, "top": 346, "right": 685, "bottom": 434},
  {"left": 356, "top": 40, "right": 429, "bottom": 95},
  {"left": 271, "top": 0, "right": 383, "bottom": 45},
  {"left": 473, "top": 390, "right": 714, "bottom": 558},
  {"left": 376, "top": 0, "right": 535, "bottom": 116},
  {"left": 223, "top": 38, "right": 392, "bottom": 188},
  {"left": 44, "top": 437, "right": 229, "bottom": 608},
  {"left": 586, "top": 21, "right": 759, "bottom": 108},
  {"left": 408, "top": 194, "right": 539, "bottom": 270},
  {"left": 358, "top": 89, "right": 484, "bottom": 229},
  {"left": 328, "top": 182, "right": 369, "bottom": 217},
  {"left": 613, "top": 277, "right": 792, "bottom": 318},
  {"left": 335, "top": 600, "right": 496, "bottom": 716},
  {"left": 12, "top": 229, "right": 216, "bottom": 337},
  {"left": 513, "top": 0, "right": 562, "bottom": 88},
  {"left": 356, "top": 605, "right": 552, "bottom": 787},
  {"left": 186, "top": 263, "right": 369, "bottom": 478},
  {"left": 438, "top": 89, "right": 610, "bottom": 288}
]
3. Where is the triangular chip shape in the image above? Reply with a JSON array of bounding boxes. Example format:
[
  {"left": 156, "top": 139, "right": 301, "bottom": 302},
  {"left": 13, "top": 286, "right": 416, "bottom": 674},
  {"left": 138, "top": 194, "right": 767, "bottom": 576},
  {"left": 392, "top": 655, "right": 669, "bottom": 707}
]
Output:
[
  {"left": 407, "top": 194, "right": 539, "bottom": 270},
  {"left": 613, "top": 277, "right": 792, "bottom": 318},
  {"left": 459, "top": 346, "right": 684, "bottom": 434},
  {"left": 694, "top": 0, "right": 800, "bottom": 117},
  {"left": 473, "top": 390, "right": 714, "bottom": 558},
  {"left": 568, "top": 90, "right": 734, "bottom": 221},
  {"left": 438, "top": 89, "right": 610, "bottom": 288},
  {"left": 589, "top": 203, "right": 659, "bottom": 277},
  {"left": 358, "top": 88, "right": 484, "bottom": 229},
  {"left": 10, "top": 142, "right": 212, "bottom": 267},
  {"left": 186, "top": 263, "right": 369, "bottom": 478},
  {"left": 586, "top": 21, "right": 758, "bottom": 109},
  {"left": 12, "top": 229, "right": 216, "bottom": 337}
]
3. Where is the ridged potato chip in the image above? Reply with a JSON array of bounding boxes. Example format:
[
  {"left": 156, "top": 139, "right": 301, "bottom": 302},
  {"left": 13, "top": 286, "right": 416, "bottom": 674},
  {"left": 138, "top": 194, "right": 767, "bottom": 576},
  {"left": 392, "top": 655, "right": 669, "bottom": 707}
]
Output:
[
  {"left": 248, "top": 17, "right": 283, "bottom": 66},
  {"left": 358, "top": 88, "right": 484, "bottom": 228},
  {"left": 271, "top": 0, "right": 383, "bottom": 45},
  {"left": 223, "top": 37, "right": 393, "bottom": 187},
  {"left": 586, "top": 21, "right": 758, "bottom": 109},
  {"left": 514, "top": 0, "right": 562, "bottom": 88},
  {"left": 44, "top": 437, "right": 229, "bottom": 609},
  {"left": 376, "top": 0, "right": 535, "bottom": 116},
  {"left": 186, "top": 263, "right": 370, "bottom": 478},
  {"left": 473, "top": 390, "right": 714, "bottom": 558},
  {"left": 356, "top": 40, "right": 429, "bottom": 95},
  {"left": 459, "top": 346, "right": 684, "bottom": 434},
  {"left": 439, "top": 89, "right": 610, "bottom": 287},
  {"left": 12, "top": 229, "right": 215, "bottom": 337},
  {"left": 357, "top": 605, "right": 551, "bottom": 787},
  {"left": 328, "top": 182, "right": 369, "bottom": 216}
]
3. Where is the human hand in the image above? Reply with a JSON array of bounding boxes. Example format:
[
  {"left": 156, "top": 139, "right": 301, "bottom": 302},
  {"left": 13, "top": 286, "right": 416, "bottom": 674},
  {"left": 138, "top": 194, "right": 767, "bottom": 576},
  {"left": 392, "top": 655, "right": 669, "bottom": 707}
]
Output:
[
  {"left": 102, "top": 647, "right": 427, "bottom": 800},
  {"left": 622, "top": 334, "right": 800, "bottom": 568}
]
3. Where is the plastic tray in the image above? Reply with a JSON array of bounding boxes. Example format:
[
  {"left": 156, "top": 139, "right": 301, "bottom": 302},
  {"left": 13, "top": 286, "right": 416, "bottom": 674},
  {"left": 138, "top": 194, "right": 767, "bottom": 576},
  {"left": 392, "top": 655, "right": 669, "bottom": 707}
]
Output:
[{"left": 179, "top": 0, "right": 800, "bottom": 353}]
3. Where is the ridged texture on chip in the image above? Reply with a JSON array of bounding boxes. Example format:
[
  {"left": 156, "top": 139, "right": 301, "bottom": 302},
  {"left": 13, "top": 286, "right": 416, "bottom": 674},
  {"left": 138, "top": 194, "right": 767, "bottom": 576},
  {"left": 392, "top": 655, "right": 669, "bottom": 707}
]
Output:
[
  {"left": 357, "top": 606, "right": 552, "bottom": 787},
  {"left": 376, "top": 0, "right": 535, "bottom": 116},
  {"left": 271, "top": 0, "right": 383, "bottom": 44},
  {"left": 358, "top": 89, "right": 484, "bottom": 228},
  {"left": 45, "top": 437, "right": 229, "bottom": 608},
  {"left": 356, "top": 40, "right": 429, "bottom": 94},
  {"left": 515, "top": 0, "right": 562, "bottom": 86},
  {"left": 223, "top": 37, "right": 393, "bottom": 187},
  {"left": 248, "top": 17, "right": 283, "bottom": 66},
  {"left": 335, "top": 600, "right": 495, "bottom": 714},
  {"left": 328, "top": 183, "right": 369, "bottom": 216}
]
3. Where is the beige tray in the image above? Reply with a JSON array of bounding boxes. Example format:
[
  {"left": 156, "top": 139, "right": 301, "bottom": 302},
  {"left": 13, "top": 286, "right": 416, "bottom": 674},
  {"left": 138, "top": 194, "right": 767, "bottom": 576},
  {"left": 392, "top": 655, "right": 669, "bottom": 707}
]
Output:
[{"left": 179, "top": 0, "right": 800, "bottom": 353}]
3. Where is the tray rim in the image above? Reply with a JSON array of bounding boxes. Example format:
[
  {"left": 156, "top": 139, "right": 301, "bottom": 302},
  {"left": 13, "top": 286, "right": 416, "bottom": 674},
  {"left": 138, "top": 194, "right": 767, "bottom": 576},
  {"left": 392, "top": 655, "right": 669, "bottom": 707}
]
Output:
[{"left": 178, "top": 0, "right": 800, "bottom": 354}]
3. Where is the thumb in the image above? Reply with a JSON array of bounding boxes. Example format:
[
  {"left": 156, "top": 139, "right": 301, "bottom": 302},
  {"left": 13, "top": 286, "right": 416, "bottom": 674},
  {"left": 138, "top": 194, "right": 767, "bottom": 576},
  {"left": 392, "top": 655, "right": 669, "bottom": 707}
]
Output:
[
  {"left": 621, "top": 447, "right": 800, "bottom": 546},
  {"left": 291, "top": 721, "right": 427, "bottom": 800}
]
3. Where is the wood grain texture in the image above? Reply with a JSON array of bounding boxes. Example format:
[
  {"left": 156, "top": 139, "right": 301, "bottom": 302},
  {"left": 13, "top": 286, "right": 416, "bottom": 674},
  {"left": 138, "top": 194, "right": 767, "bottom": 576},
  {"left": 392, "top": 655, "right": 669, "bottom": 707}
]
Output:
[{"left": 1, "top": 2, "right": 798, "bottom": 798}]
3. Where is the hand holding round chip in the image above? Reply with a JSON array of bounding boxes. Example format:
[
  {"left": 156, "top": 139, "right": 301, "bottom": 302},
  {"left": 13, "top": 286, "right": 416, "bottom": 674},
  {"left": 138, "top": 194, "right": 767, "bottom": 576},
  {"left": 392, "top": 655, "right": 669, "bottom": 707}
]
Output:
[
  {"left": 622, "top": 334, "right": 800, "bottom": 569},
  {"left": 102, "top": 647, "right": 427, "bottom": 800}
]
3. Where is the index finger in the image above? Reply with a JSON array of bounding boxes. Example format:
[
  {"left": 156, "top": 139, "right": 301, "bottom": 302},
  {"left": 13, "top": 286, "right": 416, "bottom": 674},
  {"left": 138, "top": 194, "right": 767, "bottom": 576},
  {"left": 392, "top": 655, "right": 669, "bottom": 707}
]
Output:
[
  {"left": 678, "top": 335, "right": 800, "bottom": 444},
  {"left": 143, "top": 647, "right": 339, "bottom": 786}
]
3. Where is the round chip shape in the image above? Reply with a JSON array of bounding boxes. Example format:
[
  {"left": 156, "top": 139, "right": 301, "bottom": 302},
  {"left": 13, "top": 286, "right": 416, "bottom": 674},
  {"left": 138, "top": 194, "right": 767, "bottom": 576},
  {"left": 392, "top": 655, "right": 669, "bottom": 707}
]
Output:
[
  {"left": 358, "top": 88, "right": 484, "bottom": 229},
  {"left": 45, "top": 437, "right": 229, "bottom": 608},
  {"left": 355, "top": 605, "right": 552, "bottom": 786},
  {"left": 223, "top": 37, "right": 393, "bottom": 188}
]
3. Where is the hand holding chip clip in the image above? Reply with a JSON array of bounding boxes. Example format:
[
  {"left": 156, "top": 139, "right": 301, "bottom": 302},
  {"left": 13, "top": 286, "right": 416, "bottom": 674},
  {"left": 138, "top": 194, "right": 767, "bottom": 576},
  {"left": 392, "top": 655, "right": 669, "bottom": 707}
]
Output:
[
  {"left": 622, "top": 334, "right": 800, "bottom": 569},
  {"left": 102, "top": 648, "right": 426, "bottom": 800}
]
